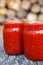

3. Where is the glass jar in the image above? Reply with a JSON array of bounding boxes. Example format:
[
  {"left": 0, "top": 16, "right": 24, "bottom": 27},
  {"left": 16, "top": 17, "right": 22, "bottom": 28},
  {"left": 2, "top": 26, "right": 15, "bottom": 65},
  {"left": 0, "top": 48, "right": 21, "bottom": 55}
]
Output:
[
  {"left": 3, "top": 19, "right": 24, "bottom": 55},
  {"left": 23, "top": 21, "right": 43, "bottom": 61}
]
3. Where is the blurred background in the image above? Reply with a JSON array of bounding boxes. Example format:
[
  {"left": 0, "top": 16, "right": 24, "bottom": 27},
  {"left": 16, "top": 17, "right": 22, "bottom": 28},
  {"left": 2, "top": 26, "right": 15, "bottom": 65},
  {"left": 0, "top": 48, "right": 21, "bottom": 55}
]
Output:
[{"left": 0, "top": 0, "right": 43, "bottom": 31}]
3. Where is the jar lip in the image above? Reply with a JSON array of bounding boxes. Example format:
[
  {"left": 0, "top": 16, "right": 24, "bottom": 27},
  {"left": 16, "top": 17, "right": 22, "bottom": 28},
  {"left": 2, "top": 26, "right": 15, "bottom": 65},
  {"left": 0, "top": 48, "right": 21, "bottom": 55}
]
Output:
[
  {"left": 25, "top": 20, "right": 43, "bottom": 24},
  {"left": 4, "top": 18, "right": 23, "bottom": 24},
  {"left": 4, "top": 18, "right": 24, "bottom": 28}
]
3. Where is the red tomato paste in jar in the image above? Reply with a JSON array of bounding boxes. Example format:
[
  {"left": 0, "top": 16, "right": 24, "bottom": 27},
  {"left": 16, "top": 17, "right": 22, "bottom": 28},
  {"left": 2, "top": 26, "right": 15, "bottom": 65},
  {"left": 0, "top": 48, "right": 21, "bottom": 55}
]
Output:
[
  {"left": 23, "top": 22, "right": 43, "bottom": 61},
  {"left": 3, "top": 19, "right": 24, "bottom": 55}
]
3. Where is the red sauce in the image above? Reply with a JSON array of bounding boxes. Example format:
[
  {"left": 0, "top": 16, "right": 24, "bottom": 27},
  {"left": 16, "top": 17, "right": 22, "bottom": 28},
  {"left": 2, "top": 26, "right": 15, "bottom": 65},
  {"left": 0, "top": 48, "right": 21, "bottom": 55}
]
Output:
[
  {"left": 23, "top": 23, "right": 43, "bottom": 61},
  {"left": 3, "top": 22, "right": 24, "bottom": 55}
]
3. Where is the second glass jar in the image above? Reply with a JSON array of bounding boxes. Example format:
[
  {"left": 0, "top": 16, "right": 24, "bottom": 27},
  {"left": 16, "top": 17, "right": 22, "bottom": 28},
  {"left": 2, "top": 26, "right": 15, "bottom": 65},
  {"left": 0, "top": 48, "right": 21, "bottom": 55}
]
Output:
[{"left": 23, "top": 21, "right": 43, "bottom": 61}]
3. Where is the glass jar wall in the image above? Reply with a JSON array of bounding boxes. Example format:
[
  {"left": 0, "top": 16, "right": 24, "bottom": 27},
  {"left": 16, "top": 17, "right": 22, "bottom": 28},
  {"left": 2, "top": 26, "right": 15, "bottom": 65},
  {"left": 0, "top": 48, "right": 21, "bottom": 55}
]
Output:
[
  {"left": 3, "top": 19, "right": 24, "bottom": 55},
  {"left": 23, "top": 21, "right": 43, "bottom": 61}
]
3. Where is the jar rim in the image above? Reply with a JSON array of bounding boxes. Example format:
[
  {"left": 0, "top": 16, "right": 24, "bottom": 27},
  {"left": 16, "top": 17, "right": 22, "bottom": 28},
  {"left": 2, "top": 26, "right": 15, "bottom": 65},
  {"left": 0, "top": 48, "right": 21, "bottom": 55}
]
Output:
[
  {"left": 4, "top": 18, "right": 23, "bottom": 24},
  {"left": 4, "top": 18, "right": 24, "bottom": 28},
  {"left": 24, "top": 20, "right": 43, "bottom": 24}
]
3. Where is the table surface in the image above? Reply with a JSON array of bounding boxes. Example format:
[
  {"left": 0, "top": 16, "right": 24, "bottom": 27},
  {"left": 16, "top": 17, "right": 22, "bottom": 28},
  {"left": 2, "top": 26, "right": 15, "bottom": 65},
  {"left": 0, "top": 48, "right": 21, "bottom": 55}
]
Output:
[{"left": 0, "top": 31, "right": 43, "bottom": 65}]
